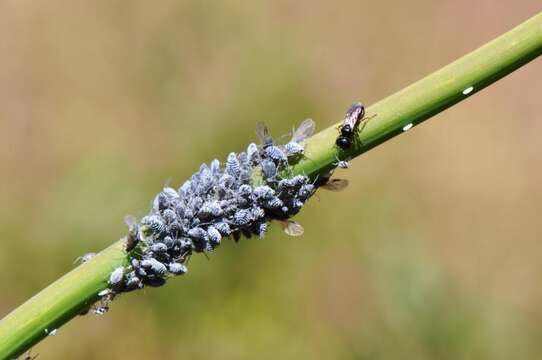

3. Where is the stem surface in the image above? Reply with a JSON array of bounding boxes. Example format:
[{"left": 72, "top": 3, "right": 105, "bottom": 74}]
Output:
[{"left": 1, "top": 12, "right": 541, "bottom": 360}]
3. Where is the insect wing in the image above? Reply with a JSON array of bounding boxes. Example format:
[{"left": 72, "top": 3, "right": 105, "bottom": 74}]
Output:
[
  {"left": 292, "top": 118, "right": 316, "bottom": 143},
  {"left": 321, "top": 178, "right": 349, "bottom": 191},
  {"left": 255, "top": 121, "right": 273, "bottom": 147},
  {"left": 281, "top": 220, "right": 304, "bottom": 236}
]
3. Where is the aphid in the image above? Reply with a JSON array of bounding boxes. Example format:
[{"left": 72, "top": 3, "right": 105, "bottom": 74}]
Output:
[
  {"left": 233, "top": 209, "right": 253, "bottom": 226},
  {"left": 297, "top": 184, "right": 315, "bottom": 200},
  {"left": 151, "top": 243, "right": 168, "bottom": 253},
  {"left": 284, "top": 118, "right": 316, "bottom": 157},
  {"left": 278, "top": 219, "right": 304, "bottom": 236},
  {"left": 124, "top": 215, "right": 139, "bottom": 252},
  {"left": 251, "top": 206, "right": 266, "bottom": 220},
  {"left": 210, "top": 159, "right": 221, "bottom": 175},
  {"left": 179, "top": 180, "right": 192, "bottom": 198},
  {"left": 247, "top": 142, "right": 259, "bottom": 164},
  {"left": 108, "top": 267, "right": 125, "bottom": 287},
  {"left": 187, "top": 227, "right": 209, "bottom": 251},
  {"left": 161, "top": 209, "right": 178, "bottom": 224},
  {"left": 336, "top": 102, "right": 365, "bottom": 150},
  {"left": 213, "top": 221, "right": 231, "bottom": 236},
  {"left": 198, "top": 201, "right": 223, "bottom": 219},
  {"left": 169, "top": 262, "right": 188, "bottom": 275},
  {"left": 237, "top": 151, "right": 249, "bottom": 167},
  {"left": 207, "top": 226, "right": 222, "bottom": 245},
  {"left": 141, "top": 258, "right": 167, "bottom": 276},
  {"left": 140, "top": 215, "right": 166, "bottom": 236},
  {"left": 225, "top": 152, "right": 241, "bottom": 178},
  {"left": 265, "top": 145, "right": 287, "bottom": 164},
  {"left": 261, "top": 159, "right": 277, "bottom": 180},
  {"left": 257, "top": 222, "right": 268, "bottom": 239},
  {"left": 262, "top": 197, "right": 283, "bottom": 209},
  {"left": 125, "top": 274, "right": 143, "bottom": 291},
  {"left": 73, "top": 252, "right": 96, "bottom": 265},
  {"left": 253, "top": 185, "right": 275, "bottom": 200},
  {"left": 238, "top": 184, "right": 252, "bottom": 197}
]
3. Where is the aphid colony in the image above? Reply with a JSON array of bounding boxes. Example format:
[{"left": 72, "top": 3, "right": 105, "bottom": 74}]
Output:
[{"left": 104, "top": 119, "right": 319, "bottom": 298}]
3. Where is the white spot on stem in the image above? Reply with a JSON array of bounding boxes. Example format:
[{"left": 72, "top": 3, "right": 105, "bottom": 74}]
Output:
[
  {"left": 49, "top": 329, "right": 57, "bottom": 336},
  {"left": 462, "top": 86, "right": 474, "bottom": 95},
  {"left": 402, "top": 123, "right": 414, "bottom": 132}
]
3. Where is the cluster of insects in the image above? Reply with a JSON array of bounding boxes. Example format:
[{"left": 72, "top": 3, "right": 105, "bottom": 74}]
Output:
[
  {"left": 79, "top": 102, "right": 366, "bottom": 315},
  {"left": 92, "top": 118, "right": 324, "bottom": 305}
]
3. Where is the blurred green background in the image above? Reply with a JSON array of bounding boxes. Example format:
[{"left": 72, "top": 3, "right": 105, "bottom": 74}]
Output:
[{"left": 1, "top": 1, "right": 541, "bottom": 359}]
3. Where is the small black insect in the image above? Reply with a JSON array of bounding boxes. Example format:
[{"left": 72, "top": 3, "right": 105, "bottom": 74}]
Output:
[{"left": 335, "top": 102, "right": 365, "bottom": 150}]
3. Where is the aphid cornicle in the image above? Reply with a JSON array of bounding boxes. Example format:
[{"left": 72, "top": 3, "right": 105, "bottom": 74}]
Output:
[{"left": 336, "top": 102, "right": 365, "bottom": 150}]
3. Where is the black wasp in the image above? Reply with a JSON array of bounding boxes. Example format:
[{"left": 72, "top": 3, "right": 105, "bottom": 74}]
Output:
[{"left": 335, "top": 102, "right": 365, "bottom": 150}]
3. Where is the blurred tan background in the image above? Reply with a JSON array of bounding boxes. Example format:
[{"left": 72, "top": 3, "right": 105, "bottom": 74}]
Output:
[{"left": 1, "top": 1, "right": 541, "bottom": 359}]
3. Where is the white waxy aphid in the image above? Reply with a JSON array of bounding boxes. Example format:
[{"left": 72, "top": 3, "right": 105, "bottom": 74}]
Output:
[
  {"left": 234, "top": 209, "right": 253, "bottom": 226},
  {"left": 265, "top": 145, "right": 287, "bottom": 163},
  {"left": 163, "top": 186, "right": 179, "bottom": 197},
  {"left": 169, "top": 262, "right": 188, "bottom": 276},
  {"left": 253, "top": 185, "right": 275, "bottom": 200},
  {"left": 251, "top": 206, "right": 266, "bottom": 219},
  {"left": 109, "top": 267, "right": 125, "bottom": 286},
  {"left": 225, "top": 152, "right": 241, "bottom": 178},
  {"left": 188, "top": 227, "right": 208, "bottom": 241},
  {"left": 141, "top": 258, "right": 167, "bottom": 276},
  {"left": 48, "top": 328, "right": 57, "bottom": 336},
  {"left": 247, "top": 142, "right": 259, "bottom": 163},
  {"left": 213, "top": 221, "right": 231, "bottom": 236},
  {"left": 261, "top": 159, "right": 277, "bottom": 180},
  {"left": 257, "top": 222, "right": 268, "bottom": 239},
  {"left": 140, "top": 215, "right": 166, "bottom": 235},
  {"left": 210, "top": 159, "right": 221, "bottom": 175},
  {"left": 161, "top": 209, "right": 178, "bottom": 224},
  {"left": 151, "top": 243, "right": 168, "bottom": 253},
  {"left": 179, "top": 180, "right": 192, "bottom": 198},
  {"left": 284, "top": 118, "right": 315, "bottom": 157},
  {"left": 263, "top": 197, "right": 283, "bottom": 209},
  {"left": 207, "top": 226, "right": 222, "bottom": 245}
]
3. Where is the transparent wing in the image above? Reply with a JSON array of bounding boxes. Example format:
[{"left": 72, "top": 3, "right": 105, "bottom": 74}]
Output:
[
  {"left": 281, "top": 220, "right": 304, "bottom": 236},
  {"left": 321, "top": 178, "right": 349, "bottom": 192},
  {"left": 292, "top": 118, "right": 316, "bottom": 143},
  {"left": 124, "top": 215, "right": 137, "bottom": 230},
  {"left": 255, "top": 121, "right": 273, "bottom": 147}
]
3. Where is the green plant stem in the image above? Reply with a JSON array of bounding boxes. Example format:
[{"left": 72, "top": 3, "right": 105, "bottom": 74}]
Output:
[{"left": 1, "top": 12, "right": 541, "bottom": 360}]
